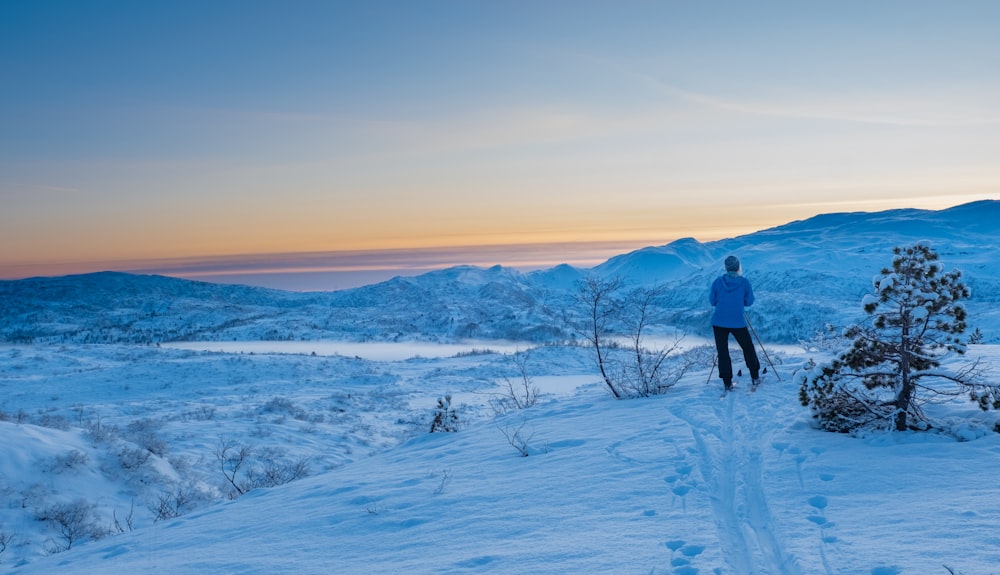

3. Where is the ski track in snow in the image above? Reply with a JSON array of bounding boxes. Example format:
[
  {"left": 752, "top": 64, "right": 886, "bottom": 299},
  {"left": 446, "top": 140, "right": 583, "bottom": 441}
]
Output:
[{"left": 674, "top": 381, "right": 803, "bottom": 575}]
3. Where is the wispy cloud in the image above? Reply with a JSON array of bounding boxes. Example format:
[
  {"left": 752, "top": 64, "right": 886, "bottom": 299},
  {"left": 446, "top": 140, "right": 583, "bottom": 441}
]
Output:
[
  {"left": 584, "top": 54, "right": 1000, "bottom": 129},
  {"left": 771, "top": 192, "right": 999, "bottom": 214},
  {"left": 0, "top": 241, "right": 655, "bottom": 290},
  {"left": 0, "top": 182, "right": 83, "bottom": 196},
  {"left": 1, "top": 241, "right": 643, "bottom": 276},
  {"left": 123, "top": 241, "right": 643, "bottom": 277}
]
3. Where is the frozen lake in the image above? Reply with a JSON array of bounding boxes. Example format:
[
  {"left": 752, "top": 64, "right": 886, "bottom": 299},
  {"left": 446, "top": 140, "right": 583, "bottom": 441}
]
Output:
[
  {"left": 161, "top": 340, "right": 536, "bottom": 362},
  {"left": 160, "top": 334, "right": 748, "bottom": 363}
]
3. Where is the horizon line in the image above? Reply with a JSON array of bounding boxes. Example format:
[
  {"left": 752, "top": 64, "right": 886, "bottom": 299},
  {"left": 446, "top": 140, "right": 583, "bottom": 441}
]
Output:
[{"left": 0, "top": 238, "right": 701, "bottom": 291}]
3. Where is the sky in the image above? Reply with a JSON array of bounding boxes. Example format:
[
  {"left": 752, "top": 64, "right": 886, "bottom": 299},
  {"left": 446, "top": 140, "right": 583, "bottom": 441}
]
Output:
[{"left": 2, "top": 0, "right": 998, "bottom": 290}]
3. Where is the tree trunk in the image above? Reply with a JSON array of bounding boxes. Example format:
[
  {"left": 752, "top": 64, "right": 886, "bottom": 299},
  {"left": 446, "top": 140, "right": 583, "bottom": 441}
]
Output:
[
  {"left": 592, "top": 304, "right": 620, "bottom": 399},
  {"left": 894, "top": 320, "right": 912, "bottom": 431}
]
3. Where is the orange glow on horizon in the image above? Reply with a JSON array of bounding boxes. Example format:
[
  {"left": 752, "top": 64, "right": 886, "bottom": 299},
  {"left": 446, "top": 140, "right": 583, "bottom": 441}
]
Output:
[{"left": 0, "top": 194, "right": 992, "bottom": 282}]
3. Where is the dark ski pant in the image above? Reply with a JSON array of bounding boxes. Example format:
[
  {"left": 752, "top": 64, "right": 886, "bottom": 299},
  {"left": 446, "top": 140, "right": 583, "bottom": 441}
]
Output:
[{"left": 713, "top": 325, "right": 760, "bottom": 386}]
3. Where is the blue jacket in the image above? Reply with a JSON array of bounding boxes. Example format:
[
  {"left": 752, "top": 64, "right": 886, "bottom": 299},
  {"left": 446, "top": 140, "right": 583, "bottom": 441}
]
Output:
[{"left": 710, "top": 272, "right": 755, "bottom": 328}]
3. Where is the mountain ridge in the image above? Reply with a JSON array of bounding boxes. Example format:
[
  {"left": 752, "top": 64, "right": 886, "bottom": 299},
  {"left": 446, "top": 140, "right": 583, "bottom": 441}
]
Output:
[{"left": 1, "top": 200, "right": 997, "bottom": 344}]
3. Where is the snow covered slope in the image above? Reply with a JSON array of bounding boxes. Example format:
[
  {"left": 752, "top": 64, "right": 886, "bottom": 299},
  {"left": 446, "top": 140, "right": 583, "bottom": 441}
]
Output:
[{"left": 4, "top": 343, "right": 999, "bottom": 574}]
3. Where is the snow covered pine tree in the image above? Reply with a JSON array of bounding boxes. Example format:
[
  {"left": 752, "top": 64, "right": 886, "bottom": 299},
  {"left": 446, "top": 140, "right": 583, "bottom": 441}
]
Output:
[
  {"left": 430, "top": 395, "right": 460, "bottom": 432},
  {"left": 798, "top": 242, "right": 999, "bottom": 433}
]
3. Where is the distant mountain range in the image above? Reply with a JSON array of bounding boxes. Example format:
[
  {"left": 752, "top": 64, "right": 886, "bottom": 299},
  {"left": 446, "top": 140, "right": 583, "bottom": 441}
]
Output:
[{"left": 2, "top": 200, "right": 998, "bottom": 345}]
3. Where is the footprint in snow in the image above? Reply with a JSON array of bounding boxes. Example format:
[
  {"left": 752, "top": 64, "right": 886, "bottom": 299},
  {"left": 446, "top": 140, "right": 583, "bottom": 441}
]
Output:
[
  {"left": 671, "top": 484, "right": 692, "bottom": 497},
  {"left": 664, "top": 461, "right": 695, "bottom": 488},
  {"left": 665, "top": 540, "right": 686, "bottom": 553},
  {"left": 807, "top": 494, "right": 838, "bottom": 539},
  {"left": 808, "top": 495, "right": 828, "bottom": 510},
  {"left": 680, "top": 544, "right": 705, "bottom": 557}
]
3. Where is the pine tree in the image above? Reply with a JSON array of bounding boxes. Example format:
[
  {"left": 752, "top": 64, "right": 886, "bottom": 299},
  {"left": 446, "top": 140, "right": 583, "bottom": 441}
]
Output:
[
  {"left": 968, "top": 327, "right": 984, "bottom": 344},
  {"left": 430, "top": 395, "right": 460, "bottom": 433},
  {"left": 799, "top": 242, "right": 995, "bottom": 432}
]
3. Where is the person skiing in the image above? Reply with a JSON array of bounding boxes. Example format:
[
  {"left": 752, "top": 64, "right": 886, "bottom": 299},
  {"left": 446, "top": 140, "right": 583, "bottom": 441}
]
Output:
[{"left": 709, "top": 255, "right": 761, "bottom": 392}]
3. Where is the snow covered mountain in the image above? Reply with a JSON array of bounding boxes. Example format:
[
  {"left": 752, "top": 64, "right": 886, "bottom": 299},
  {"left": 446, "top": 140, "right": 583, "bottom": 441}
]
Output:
[{"left": 2, "top": 200, "right": 998, "bottom": 344}]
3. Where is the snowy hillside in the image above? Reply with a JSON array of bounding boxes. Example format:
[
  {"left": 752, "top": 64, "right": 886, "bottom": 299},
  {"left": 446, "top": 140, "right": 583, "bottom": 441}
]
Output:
[
  {"left": 2, "top": 200, "right": 999, "bottom": 345},
  {"left": 2, "top": 342, "right": 999, "bottom": 574}
]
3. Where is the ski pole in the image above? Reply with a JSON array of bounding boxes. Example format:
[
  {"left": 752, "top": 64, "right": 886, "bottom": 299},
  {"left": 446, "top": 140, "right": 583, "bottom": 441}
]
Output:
[
  {"left": 744, "top": 312, "right": 781, "bottom": 381},
  {"left": 707, "top": 354, "right": 716, "bottom": 384}
]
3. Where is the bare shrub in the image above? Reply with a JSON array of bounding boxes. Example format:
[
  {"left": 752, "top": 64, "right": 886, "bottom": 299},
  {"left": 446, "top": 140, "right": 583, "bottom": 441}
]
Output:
[
  {"left": 0, "top": 529, "right": 13, "bottom": 563},
  {"left": 188, "top": 405, "right": 217, "bottom": 421},
  {"left": 433, "top": 469, "right": 452, "bottom": 496},
  {"left": 574, "top": 278, "right": 690, "bottom": 398},
  {"left": 35, "top": 499, "right": 102, "bottom": 551},
  {"left": 216, "top": 438, "right": 254, "bottom": 499},
  {"left": 490, "top": 354, "right": 540, "bottom": 416},
  {"left": 245, "top": 455, "right": 310, "bottom": 490},
  {"left": 113, "top": 500, "right": 135, "bottom": 533},
  {"left": 215, "top": 438, "right": 310, "bottom": 499},
  {"left": 117, "top": 445, "right": 152, "bottom": 470},
  {"left": 19, "top": 483, "right": 51, "bottom": 511},
  {"left": 124, "top": 418, "right": 169, "bottom": 457},
  {"left": 573, "top": 276, "right": 624, "bottom": 398},
  {"left": 84, "top": 418, "right": 120, "bottom": 445},
  {"left": 33, "top": 413, "right": 71, "bottom": 431},
  {"left": 43, "top": 450, "right": 90, "bottom": 474},
  {"left": 498, "top": 420, "right": 536, "bottom": 457},
  {"left": 152, "top": 484, "right": 203, "bottom": 522}
]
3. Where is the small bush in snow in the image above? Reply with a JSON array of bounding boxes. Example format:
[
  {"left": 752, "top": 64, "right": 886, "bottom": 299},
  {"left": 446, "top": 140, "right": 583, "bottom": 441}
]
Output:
[
  {"left": 574, "top": 278, "right": 690, "bottom": 399},
  {"left": 35, "top": 499, "right": 103, "bottom": 551},
  {"left": 490, "top": 354, "right": 540, "bottom": 416},
  {"left": 124, "top": 418, "right": 169, "bottom": 457},
  {"left": 43, "top": 450, "right": 90, "bottom": 473},
  {"left": 260, "top": 396, "right": 312, "bottom": 421},
  {"left": 33, "top": 413, "right": 71, "bottom": 431},
  {"left": 152, "top": 484, "right": 203, "bottom": 522},
  {"left": 216, "top": 438, "right": 255, "bottom": 499},
  {"left": 112, "top": 500, "right": 135, "bottom": 533},
  {"left": 261, "top": 396, "right": 297, "bottom": 415},
  {"left": 188, "top": 405, "right": 217, "bottom": 421},
  {"left": 215, "top": 438, "right": 311, "bottom": 499},
  {"left": 967, "top": 327, "right": 984, "bottom": 345},
  {"left": 430, "top": 395, "right": 460, "bottom": 433},
  {"left": 245, "top": 447, "right": 310, "bottom": 489},
  {"left": 0, "top": 530, "right": 13, "bottom": 563},
  {"left": 498, "top": 420, "right": 536, "bottom": 457},
  {"left": 84, "top": 420, "right": 120, "bottom": 445},
  {"left": 117, "top": 445, "right": 152, "bottom": 470}
]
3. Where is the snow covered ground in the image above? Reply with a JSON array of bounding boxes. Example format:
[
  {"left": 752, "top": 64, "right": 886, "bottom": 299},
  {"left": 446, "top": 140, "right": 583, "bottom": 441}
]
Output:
[{"left": 2, "top": 341, "right": 999, "bottom": 574}]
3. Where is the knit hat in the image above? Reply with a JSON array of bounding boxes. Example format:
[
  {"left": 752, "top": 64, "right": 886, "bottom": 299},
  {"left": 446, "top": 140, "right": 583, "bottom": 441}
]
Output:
[{"left": 724, "top": 255, "right": 741, "bottom": 272}]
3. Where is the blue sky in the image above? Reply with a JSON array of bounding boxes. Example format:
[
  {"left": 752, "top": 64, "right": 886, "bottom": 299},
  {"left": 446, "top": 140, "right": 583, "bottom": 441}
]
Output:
[{"left": 2, "top": 1, "right": 997, "bottom": 289}]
